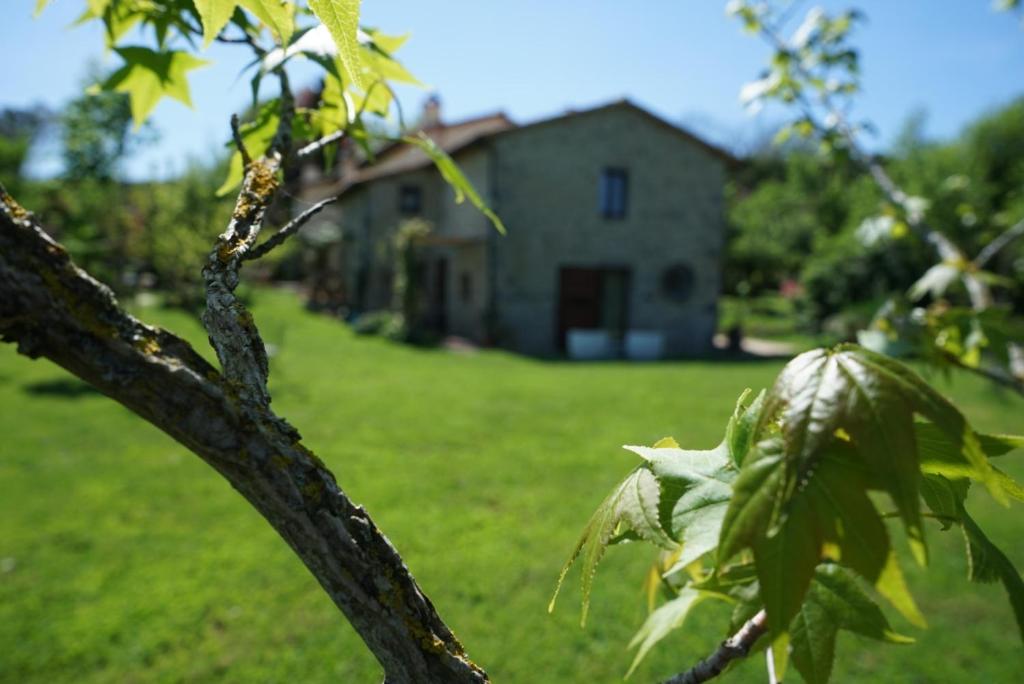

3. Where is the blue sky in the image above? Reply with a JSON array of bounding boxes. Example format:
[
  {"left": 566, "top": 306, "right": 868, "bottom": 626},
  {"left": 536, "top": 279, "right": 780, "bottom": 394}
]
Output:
[{"left": 3, "top": 1, "right": 1023, "bottom": 180}]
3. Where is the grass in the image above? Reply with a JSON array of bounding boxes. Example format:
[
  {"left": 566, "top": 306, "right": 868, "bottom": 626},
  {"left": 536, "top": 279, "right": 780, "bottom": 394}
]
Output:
[{"left": 1, "top": 288, "right": 1022, "bottom": 683}]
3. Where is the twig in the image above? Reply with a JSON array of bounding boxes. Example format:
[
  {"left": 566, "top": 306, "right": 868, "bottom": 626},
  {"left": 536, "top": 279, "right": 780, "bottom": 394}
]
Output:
[
  {"left": 270, "top": 69, "right": 295, "bottom": 159},
  {"left": 758, "top": 21, "right": 992, "bottom": 311},
  {"left": 244, "top": 196, "right": 339, "bottom": 261},
  {"left": 765, "top": 644, "right": 780, "bottom": 684},
  {"left": 231, "top": 114, "right": 252, "bottom": 167},
  {"left": 662, "top": 610, "right": 768, "bottom": 684},
  {"left": 975, "top": 216, "right": 1024, "bottom": 268},
  {"left": 297, "top": 130, "right": 346, "bottom": 158}
]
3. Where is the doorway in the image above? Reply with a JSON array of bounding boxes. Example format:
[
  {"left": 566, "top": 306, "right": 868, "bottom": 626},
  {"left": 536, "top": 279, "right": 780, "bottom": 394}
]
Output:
[{"left": 556, "top": 266, "right": 631, "bottom": 351}]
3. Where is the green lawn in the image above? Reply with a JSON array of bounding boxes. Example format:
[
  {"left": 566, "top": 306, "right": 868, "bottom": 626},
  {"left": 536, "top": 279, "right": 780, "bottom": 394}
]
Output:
[{"left": 1, "top": 288, "right": 1022, "bottom": 683}]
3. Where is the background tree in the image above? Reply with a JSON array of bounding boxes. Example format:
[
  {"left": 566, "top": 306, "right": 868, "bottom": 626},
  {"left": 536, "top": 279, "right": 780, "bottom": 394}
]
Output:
[{"left": 1, "top": 2, "right": 1022, "bottom": 683}]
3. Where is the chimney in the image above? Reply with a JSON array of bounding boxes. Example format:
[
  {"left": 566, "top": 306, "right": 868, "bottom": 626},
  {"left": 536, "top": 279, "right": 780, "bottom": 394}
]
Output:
[{"left": 421, "top": 94, "right": 442, "bottom": 129}]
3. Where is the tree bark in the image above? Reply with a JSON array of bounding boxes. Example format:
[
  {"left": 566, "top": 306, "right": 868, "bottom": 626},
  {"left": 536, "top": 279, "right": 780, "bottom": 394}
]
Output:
[
  {"left": 662, "top": 610, "right": 768, "bottom": 684},
  {"left": 0, "top": 190, "right": 488, "bottom": 683}
]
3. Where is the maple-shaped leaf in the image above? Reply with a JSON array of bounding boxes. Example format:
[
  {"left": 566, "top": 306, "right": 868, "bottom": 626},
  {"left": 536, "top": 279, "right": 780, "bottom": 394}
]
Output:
[
  {"left": 102, "top": 47, "right": 208, "bottom": 127},
  {"left": 719, "top": 345, "right": 1017, "bottom": 644},
  {"left": 549, "top": 461, "right": 675, "bottom": 626},
  {"left": 192, "top": 0, "right": 236, "bottom": 47},
  {"left": 308, "top": 0, "right": 364, "bottom": 90},
  {"left": 551, "top": 391, "right": 760, "bottom": 625},
  {"left": 242, "top": 0, "right": 295, "bottom": 47},
  {"left": 624, "top": 440, "right": 736, "bottom": 577},
  {"left": 790, "top": 565, "right": 912, "bottom": 684},
  {"left": 753, "top": 344, "right": 999, "bottom": 569}
]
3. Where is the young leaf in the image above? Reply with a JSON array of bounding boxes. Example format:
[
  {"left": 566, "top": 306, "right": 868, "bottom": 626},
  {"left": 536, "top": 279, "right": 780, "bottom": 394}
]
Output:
[
  {"left": 308, "top": 0, "right": 364, "bottom": 89},
  {"left": 758, "top": 346, "right": 928, "bottom": 565},
  {"left": 549, "top": 464, "right": 674, "bottom": 625},
  {"left": 960, "top": 505, "right": 1024, "bottom": 643},
  {"left": 626, "top": 441, "right": 736, "bottom": 573},
  {"left": 625, "top": 588, "right": 710, "bottom": 678},
  {"left": 790, "top": 565, "right": 913, "bottom": 684},
  {"left": 102, "top": 47, "right": 209, "bottom": 128},
  {"left": 916, "top": 423, "right": 1024, "bottom": 502},
  {"left": 725, "top": 387, "right": 766, "bottom": 466},
  {"left": 241, "top": 0, "right": 295, "bottom": 47},
  {"left": 718, "top": 438, "right": 788, "bottom": 566},
  {"left": 404, "top": 133, "right": 507, "bottom": 235},
  {"left": 34, "top": 0, "right": 51, "bottom": 17},
  {"left": 193, "top": 0, "right": 237, "bottom": 47}
]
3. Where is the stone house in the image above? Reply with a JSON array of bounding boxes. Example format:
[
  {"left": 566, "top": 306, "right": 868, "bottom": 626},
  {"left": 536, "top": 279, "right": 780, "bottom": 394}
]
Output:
[{"left": 298, "top": 99, "right": 732, "bottom": 358}]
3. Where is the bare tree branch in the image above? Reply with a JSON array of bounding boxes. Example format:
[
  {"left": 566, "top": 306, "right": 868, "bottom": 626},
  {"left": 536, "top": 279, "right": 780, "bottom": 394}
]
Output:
[
  {"left": 245, "top": 196, "right": 339, "bottom": 262},
  {"left": 230, "top": 113, "right": 252, "bottom": 167},
  {"left": 297, "top": 129, "right": 346, "bottom": 158},
  {"left": 975, "top": 216, "right": 1024, "bottom": 268},
  {"left": 1, "top": 183, "right": 489, "bottom": 683},
  {"left": 662, "top": 610, "right": 768, "bottom": 684}
]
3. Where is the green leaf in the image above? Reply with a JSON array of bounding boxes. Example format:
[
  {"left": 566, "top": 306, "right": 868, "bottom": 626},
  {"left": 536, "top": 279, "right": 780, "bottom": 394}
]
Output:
[
  {"left": 549, "top": 464, "right": 673, "bottom": 625},
  {"left": 216, "top": 101, "right": 280, "bottom": 196},
  {"left": 853, "top": 348, "right": 1001, "bottom": 504},
  {"left": 625, "top": 588, "right": 709, "bottom": 678},
  {"left": 192, "top": 0, "right": 237, "bottom": 48},
  {"left": 718, "top": 439, "right": 787, "bottom": 566},
  {"left": 241, "top": 0, "right": 294, "bottom": 46},
  {"left": 364, "top": 28, "right": 410, "bottom": 55},
  {"left": 791, "top": 565, "right": 912, "bottom": 684},
  {"left": 761, "top": 346, "right": 927, "bottom": 565},
  {"left": 724, "top": 388, "right": 766, "bottom": 466},
  {"left": 960, "top": 505, "right": 1024, "bottom": 643},
  {"left": 875, "top": 549, "right": 926, "bottom": 627},
  {"left": 308, "top": 0, "right": 364, "bottom": 90},
  {"left": 102, "top": 47, "right": 209, "bottom": 128},
  {"left": 723, "top": 439, "right": 901, "bottom": 637},
  {"left": 626, "top": 441, "right": 736, "bottom": 573},
  {"left": 361, "top": 45, "right": 423, "bottom": 86},
  {"left": 33, "top": 0, "right": 51, "bottom": 17},
  {"left": 754, "top": 484, "right": 822, "bottom": 644},
  {"left": 404, "top": 132, "right": 507, "bottom": 235},
  {"left": 916, "top": 423, "right": 1024, "bottom": 503},
  {"left": 919, "top": 474, "right": 967, "bottom": 530}
]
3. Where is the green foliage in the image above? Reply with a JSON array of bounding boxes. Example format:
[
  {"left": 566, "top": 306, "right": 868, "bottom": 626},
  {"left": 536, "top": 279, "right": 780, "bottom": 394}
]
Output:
[
  {"left": 557, "top": 343, "right": 1024, "bottom": 682},
  {"left": 308, "top": 0, "right": 364, "bottom": 89},
  {"left": 60, "top": 75, "right": 153, "bottom": 182},
  {"left": 789, "top": 565, "right": 912, "bottom": 684},
  {"left": 100, "top": 47, "right": 208, "bottom": 128},
  {"left": 0, "top": 106, "right": 49, "bottom": 196},
  {"left": 404, "top": 133, "right": 507, "bottom": 235}
]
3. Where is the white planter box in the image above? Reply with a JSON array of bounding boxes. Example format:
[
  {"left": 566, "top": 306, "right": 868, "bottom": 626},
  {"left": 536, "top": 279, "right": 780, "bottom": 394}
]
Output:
[
  {"left": 625, "top": 330, "right": 665, "bottom": 360},
  {"left": 567, "top": 329, "right": 616, "bottom": 360}
]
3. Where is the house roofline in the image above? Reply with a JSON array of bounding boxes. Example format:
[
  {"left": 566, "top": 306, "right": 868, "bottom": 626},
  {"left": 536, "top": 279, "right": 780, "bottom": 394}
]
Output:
[
  {"left": 480, "top": 98, "right": 739, "bottom": 167},
  {"left": 332, "top": 99, "right": 738, "bottom": 197}
]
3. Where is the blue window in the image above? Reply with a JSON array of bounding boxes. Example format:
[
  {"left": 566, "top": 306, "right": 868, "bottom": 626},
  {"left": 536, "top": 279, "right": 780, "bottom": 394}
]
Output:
[{"left": 599, "top": 168, "right": 628, "bottom": 219}]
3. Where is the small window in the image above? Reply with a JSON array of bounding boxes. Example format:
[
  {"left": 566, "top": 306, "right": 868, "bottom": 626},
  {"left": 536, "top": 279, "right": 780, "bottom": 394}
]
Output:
[
  {"left": 661, "top": 263, "right": 696, "bottom": 303},
  {"left": 460, "top": 272, "right": 473, "bottom": 303},
  {"left": 399, "top": 185, "right": 422, "bottom": 215},
  {"left": 599, "top": 168, "right": 628, "bottom": 219}
]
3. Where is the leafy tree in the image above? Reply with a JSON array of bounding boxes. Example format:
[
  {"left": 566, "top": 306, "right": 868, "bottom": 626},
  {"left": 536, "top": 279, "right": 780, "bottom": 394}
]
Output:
[
  {"left": 0, "top": 105, "right": 49, "bottom": 196},
  {"left": 1, "top": 3, "right": 1021, "bottom": 684},
  {"left": 553, "top": 3, "right": 1024, "bottom": 683},
  {"left": 60, "top": 73, "right": 154, "bottom": 182}
]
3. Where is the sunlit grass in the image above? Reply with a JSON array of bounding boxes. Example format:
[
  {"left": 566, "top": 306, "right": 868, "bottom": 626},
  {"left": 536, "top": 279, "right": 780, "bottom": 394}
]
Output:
[{"left": 1, "top": 288, "right": 1021, "bottom": 683}]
